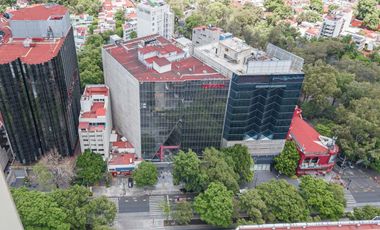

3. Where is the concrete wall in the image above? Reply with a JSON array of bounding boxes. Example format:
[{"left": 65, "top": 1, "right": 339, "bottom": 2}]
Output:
[
  {"left": 102, "top": 49, "right": 142, "bottom": 157},
  {"left": 223, "top": 139, "right": 286, "bottom": 157},
  {"left": 10, "top": 12, "right": 71, "bottom": 38}
]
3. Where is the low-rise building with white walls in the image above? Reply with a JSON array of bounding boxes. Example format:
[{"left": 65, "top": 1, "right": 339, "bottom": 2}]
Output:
[{"left": 78, "top": 85, "right": 112, "bottom": 159}]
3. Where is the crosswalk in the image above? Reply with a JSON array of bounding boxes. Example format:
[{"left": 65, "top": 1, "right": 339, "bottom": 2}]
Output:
[
  {"left": 149, "top": 196, "right": 166, "bottom": 229},
  {"left": 344, "top": 189, "right": 356, "bottom": 207},
  {"left": 149, "top": 195, "right": 165, "bottom": 217}
]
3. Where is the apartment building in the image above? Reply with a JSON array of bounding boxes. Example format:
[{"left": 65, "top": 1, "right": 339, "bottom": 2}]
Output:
[
  {"left": 137, "top": 0, "right": 174, "bottom": 39},
  {"left": 78, "top": 85, "right": 112, "bottom": 159}
]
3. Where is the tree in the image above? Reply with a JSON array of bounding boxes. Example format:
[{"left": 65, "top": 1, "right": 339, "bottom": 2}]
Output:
[
  {"left": 160, "top": 200, "right": 171, "bottom": 221},
  {"left": 86, "top": 196, "right": 117, "bottom": 227},
  {"left": 130, "top": 31, "right": 137, "bottom": 39},
  {"left": 32, "top": 162, "right": 54, "bottom": 191},
  {"left": 173, "top": 150, "right": 205, "bottom": 192},
  {"left": 11, "top": 187, "right": 70, "bottom": 229},
  {"left": 328, "top": 4, "right": 339, "bottom": 13},
  {"left": 349, "top": 205, "right": 380, "bottom": 220},
  {"left": 133, "top": 161, "right": 158, "bottom": 187},
  {"left": 201, "top": 147, "right": 239, "bottom": 192},
  {"left": 257, "top": 179, "right": 309, "bottom": 222},
  {"left": 227, "top": 6, "right": 263, "bottom": 37},
  {"left": 184, "top": 13, "right": 204, "bottom": 38},
  {"left": 172, "top": 201, "right": 193, "bottom": 225},
  {"left": 239, "top": 189, "right": 269, "bottom": 224},
  {"left": 39, "top": 150, "right": 75, "bottom": 188},
  {"left": 300, "top": 176, "right": 345, "bottom": 220},
  {"left": 75, "top": 150, "right": 106, "bottom": 186},
  {"left": 309, "top": 0, "right": 323, "bottom": 13},
  {"left": 205, "top": 2, "right": 231, "bottom": 28},
  {"left": 274, "top": 141, "right": 300, "bottom": 176},
  {"left": 363, "top": 10, "right": 380, "bottom": 31},
  {"left": 194, "top": 182, "right": 234, "bottom": 227},
  {"left": 302, "top": 60, "right": 339, "bottom": 107},
  {"left": 50, "top": 185, "right": 92, "bottom": 229},
  {"left": 296, "top": 10, "right": 322, "bottom": 24},
  {"left": 315, "top": 123, "right": 334, "bottom": 137},
  {"left": 356, "top": 0, "right": 377, "bottom": 20},
  {"left": 221, "top": 144, "right": 254, "bottom": 184}
]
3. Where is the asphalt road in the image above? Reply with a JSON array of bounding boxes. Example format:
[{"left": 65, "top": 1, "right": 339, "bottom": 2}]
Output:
[{"left": 118, "top": 195, "right": 149, "bottom": 213}]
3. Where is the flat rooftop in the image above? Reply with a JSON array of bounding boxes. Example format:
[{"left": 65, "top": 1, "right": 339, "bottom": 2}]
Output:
[
  {"left": 9, "top": 4, "right": 67, "bottom": 20},
  {"left": 104, "top": 34, "right": 228, "bottom": 82},
  {"left": 194, "top": 39, "right": 304, "bottom": 75},
  {"left": 0, "top": 5, "right": 68, "bottom": 64}
]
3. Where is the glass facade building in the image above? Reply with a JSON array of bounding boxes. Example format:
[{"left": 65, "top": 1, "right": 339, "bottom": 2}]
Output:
[
  {"left": 223, "top": 73, "right": 304, "bottom": 142},
  {"left": 0, "top": 28, "right": 81, "bottom": 164},
  {"left": 140, "top": 80, "right": 229, "bottom": 159}
]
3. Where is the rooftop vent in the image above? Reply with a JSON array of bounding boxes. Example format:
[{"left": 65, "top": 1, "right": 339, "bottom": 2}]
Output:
[{"left": 23, "top": 38, "right": 32, "bottom": 48}]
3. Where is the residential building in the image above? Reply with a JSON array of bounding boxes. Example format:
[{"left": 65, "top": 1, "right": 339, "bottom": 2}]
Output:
[
  {"left": 288, "top": 107, "right": 339, "bottom": 175},
  {"left": 123, "top": 20, "right": 137, "bottom": 40},
  {"left": 137, "top": 0, "right": 174, "bottom": 39},
  {"left": 79, "top": 85, "right": 112, "bottom": 160},
  {"left": 70, "top": 13, "right": 94, "bottom": 49},
  {"left": 320, "top": 12, "right": 345, "bottom": 38},
  {"left": 236, "top": 220, "right": 380, "bottom": 230},
  {"left": 103, "top": 34, "right": 229, "bottom": 159},
  {"left": 0, "top": 4, "right": 81, "bottom": 164},
  {"left": 192, "top": 26, "right": 225, "bottom": 47},
  {"left": 193, "top": 33, "right": 304, "bottom": 165},
  {"left": 0, "top": 114, "right": 13, "bottom": 172},
  {"left": 96, "top": 0, "right": 135, "bottom": 34}
]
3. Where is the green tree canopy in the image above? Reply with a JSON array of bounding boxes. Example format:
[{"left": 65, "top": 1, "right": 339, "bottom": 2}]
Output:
[
  {"left": 32, "top": 162, "right": 54, "bottom": 191},
  {"left": 201, "top": 147, "right": 239, "bottom": 193},
  {"left": 257, "top": 179, "right": 309, "bottom": 222},
  {"left": 239, "top": 189, "right": 269, "bottom": 224},
  {"left": 221, "top": 144, "right": 254, "bottom": 184},
  {"left": 274, "top": 141, "right": 300, "bottom": 176},
  {"left": 296, "top": 10, "right": 322, "bottom": 24},
  {"left": 11, "top": 187, "right": 70, "bottom": 230},
  {"left": 309, "top": 0, "right": 323, "bottom": 13},
  {"left": 134, "top": 161, "right": 158, "bottom": 187},
  {"left": 50, "top": 185, "right": 92, "bottom": 229},
  {"left": 75, "top": 150, "right": 106, "bottom": 186},
  {"left": 363, "top": 10, "right": 380, "bottom": 31},
  {"left": 173, "top": 150, "right": 205, "bottom": 192},
  {"left": 86, "top": 196, "right": 117, "bottom": 227},
  {"left": 194, "top": 182, "right": 234, "bottom": 227},
  {"left": 299, "top": 176, "right": 345, "bottom": 220},
  {"left": 172, "top": 201, "right": 194, "bottom": 225},
  {"left": 356, "top": 0, "right": 377, "bottom": 20},
  {"left": 349, "top": 205, "right": 380, "bottom": 220}
]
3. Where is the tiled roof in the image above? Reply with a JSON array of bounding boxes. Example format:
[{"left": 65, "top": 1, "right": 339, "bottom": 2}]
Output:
[
  {"left": 84, "top": 86, "right": 109, "bottom": 97},
  {"left": 288, "top": 107, "right": 338, "bottom": 155},
  {"left": 108, "top": 153, "right": 136, "bottom": 165},
  {"left": 10, "top": 4, "right": 67, "bottom": 20},
  {"left": 104, "top": 35, "right": 228, "bottom": 82}
]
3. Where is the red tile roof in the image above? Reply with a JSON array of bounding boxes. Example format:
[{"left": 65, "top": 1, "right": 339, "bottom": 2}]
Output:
[
  {"left": 154, "top": 57, "right": 170, "bottom": 66},
  {"left": 10, "top": 4, "right": 67, "bottom": 20},
  {"left": 81, "top": 102, "right": 106, "bottom": 118},
  {"left": 351, "top": 19, "right": 363, "bottom": 27},
  {"left": 84, "top": 86, "right": 109, "bottom": 97},
  {"left": 108, "top": 153, "right": 136, "bottom": 165},
  {"left": 288, "top": 107, "right": 338, "bottom": 155},
  {"left": 104, "top": 35, "right": 228, "bottom": 82},
  {"left": 112, "top": 141, "right": 134, "bottom": 149}
]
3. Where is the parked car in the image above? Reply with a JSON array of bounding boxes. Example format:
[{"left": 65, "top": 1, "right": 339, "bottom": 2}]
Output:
[{"left": 128, "top": 177, "right": 133, "bottom": 188}]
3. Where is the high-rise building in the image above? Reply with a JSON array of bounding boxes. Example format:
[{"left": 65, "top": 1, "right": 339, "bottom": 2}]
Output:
[
  {"left": 0, "top": 114, "right": 13, "bottom": 172},
  {"left": 78, "top": 85, "right": 112, "bottom": 160},
  {"left": 137, "top": 0, "right": 174, "bottom": 39},
  {"left": 0, "top": 4, "right": 81, "bottom": 164},
  {"left": 193, "top": 34, "right": 304, "bottom": 164},
  {"left": 103, "top": 34, "right": 229, "bottom": 159}
]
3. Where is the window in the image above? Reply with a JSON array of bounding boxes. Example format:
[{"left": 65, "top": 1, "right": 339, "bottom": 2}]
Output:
[
  {"left": 329, "top": 154, "right": 337, "bottom": 163},
  {"left": 311, "top": 157, "right": 318, "bottom": 164},
  {"left": 303, "top": 158, "right": 311, "bottom": 164}
]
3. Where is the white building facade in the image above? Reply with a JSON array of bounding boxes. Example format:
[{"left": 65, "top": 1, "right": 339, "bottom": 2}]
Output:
[
  {"left": 320, "top": 12, "right": 345, "bottom": 38},
  {"left": 78, "top": 85, "right": 112, "bottom": 159},
  {"left": 137, "top": 0, "right": 174, "bottom": 39}
]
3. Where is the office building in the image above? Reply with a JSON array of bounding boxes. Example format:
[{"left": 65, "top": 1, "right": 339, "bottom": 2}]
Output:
[
  {"left": 194, "top": 34, "right": 304, "bottom": 164},
  {"left": 103, "top": 34, "right": 229, "bottom": 159},
  {"left": 288, "top": 107, "right": 339, "bottom": 175},
  {"left": 137, "top": 0, "right": 174, "bottom": 39},
  {"left": 0, "top": 114, "right": 13, "bottom": 172},
  {"left": 78, "top": 85, "right": 112, "bottom": 159},
  {"left": 0, "top": 4, "right": 81, "bottom": 164}
]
